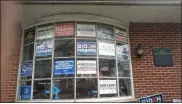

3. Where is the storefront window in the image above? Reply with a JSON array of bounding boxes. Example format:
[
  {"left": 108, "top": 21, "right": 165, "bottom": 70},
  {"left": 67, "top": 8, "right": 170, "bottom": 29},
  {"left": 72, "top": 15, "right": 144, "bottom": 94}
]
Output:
[{"left": 17, "top": 22, "right": 133, "bottom": 101}]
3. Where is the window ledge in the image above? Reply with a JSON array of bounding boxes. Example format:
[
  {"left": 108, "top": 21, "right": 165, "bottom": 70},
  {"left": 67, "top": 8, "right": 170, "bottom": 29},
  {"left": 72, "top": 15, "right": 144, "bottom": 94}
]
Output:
[{"left": 16, "top": 96, "right": 137, "bottom": 103}]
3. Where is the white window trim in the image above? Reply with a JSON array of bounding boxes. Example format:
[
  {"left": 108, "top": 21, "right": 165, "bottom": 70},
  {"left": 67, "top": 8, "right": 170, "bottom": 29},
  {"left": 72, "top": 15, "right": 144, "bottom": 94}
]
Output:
[{"left": 16, "top": 18, "right": 135, "bottom": 102}]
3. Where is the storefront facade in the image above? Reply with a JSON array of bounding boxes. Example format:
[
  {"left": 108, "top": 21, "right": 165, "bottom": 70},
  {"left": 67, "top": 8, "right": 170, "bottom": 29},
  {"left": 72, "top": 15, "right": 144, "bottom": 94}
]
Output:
[{"left": 1, "top": 1, "right": 181, "bottom": 103}]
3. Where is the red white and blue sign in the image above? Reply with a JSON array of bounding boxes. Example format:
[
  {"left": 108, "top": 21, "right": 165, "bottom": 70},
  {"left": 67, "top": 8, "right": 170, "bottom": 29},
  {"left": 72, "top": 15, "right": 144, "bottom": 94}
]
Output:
[
  {"left": 139, "top": 94, "right": 163, "bottom": 103},
  {"left": 21, "top": 63, "right": 32, "bottom": 77},
  {"left": 54, "top": 60, "right": 75, "bottom": 76},
  {"left": 77, "top": 42, "right": 96, "bottom": 55},
  {"left": 20, "top": 86, "right": 31, "bottom": 100}
]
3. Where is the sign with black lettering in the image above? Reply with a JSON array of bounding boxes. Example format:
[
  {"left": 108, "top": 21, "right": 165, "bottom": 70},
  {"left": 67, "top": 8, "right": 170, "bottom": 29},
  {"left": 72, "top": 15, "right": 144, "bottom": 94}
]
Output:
[
  {"left": 77, "top": 24, "right": 96, "bottom": 37},
  {"left": 99, "top": 80, "right": 117, "bottom": 94},
  {"left": 36, "top": 25, "right": 53, "bottom": 40},
  {"left": 139, "top": 94, "right": 163, "bottom": 103},
  {"left": 77, "top": 60, "right": 96, "bottom": 74},
  {"left": 153, "top": 48, "right": 173, "bottom": 66}
]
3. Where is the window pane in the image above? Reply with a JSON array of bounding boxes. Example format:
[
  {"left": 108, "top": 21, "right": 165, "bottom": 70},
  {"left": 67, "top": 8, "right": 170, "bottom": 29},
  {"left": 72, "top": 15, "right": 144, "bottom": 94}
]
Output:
[
  {"left": 36, "top": 25, "right": 53, "bottom": 40},
  {"left": 76, "top": 58, "right": 97, "bottom": 77},
  {"left": 99, "top": 58, "right": 116, "bottom": 77},
  {"left": 99, "top": 78, "right": 118, "bottom": 97},
  {"left": 119, "top": 79, "right": 132, "bottom": 96},
  {"left": 34, "top": 60, "right": 52, "bottom": 79},
  {"left": 52, "top": 79, "right": 74, "bottom": 99},
  {"left": 55, "top": 22, "right": 75, "bottom": 38},
  {"left": 77, "top": 40, "right": 97, "bottom": 56},
  {"left": 35, "top": 39, "right": 53, "bottom": 59},
  {"left": 54, "top": 39, "right": 74, "bottom": 57},
  {"left": 24, "top": 28, "right": 35, "bottom": 44},
  {"left": 98, "top": 24, "right": 114, "bottom": 40},
  {"left": 117, "top": 43, "right": 130, "bottom": 77},
  {"left": 20, "top": 62, "right": 33, "bottom": 80},
  {"left": 19, "top": 81, "right": 32, "bottom": 100},
  {"left": 76, "top": 78, "right": 97, "bottom": 99},
  {"left": 23, "top": 44, "right": 34, "bottom": 61},
  {"left": 54, "top": 59, "right": 75, "bottom": 78},
  {"left": 33, "top": 80, "right": 51, "bottom": 99}
]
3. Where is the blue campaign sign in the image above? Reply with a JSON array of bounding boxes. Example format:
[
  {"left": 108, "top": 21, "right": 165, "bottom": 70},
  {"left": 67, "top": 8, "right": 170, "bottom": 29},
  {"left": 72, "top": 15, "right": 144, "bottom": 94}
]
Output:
[
  {"left": 139, "top": 94, "right": 163, "bottom": 103},
  {"left": 20, "top": 86, "right": 31, "bottom": 100},
  {"left": 77, "top": 42, "right": 96, "bottom": 55},
  {"left": 21, "top": 63, "right": 32, "bottom": 77},
  {"left": 54, "top": 60, "right": 75, "bottom": 75}
]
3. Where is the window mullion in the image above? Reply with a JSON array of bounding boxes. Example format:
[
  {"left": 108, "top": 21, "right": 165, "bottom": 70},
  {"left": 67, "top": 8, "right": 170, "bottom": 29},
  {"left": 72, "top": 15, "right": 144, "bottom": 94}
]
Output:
[
  {"left": 96, "top": 23, "right": 100, "bottom": 98},
  {"left": 74, "top": 21, "right": 77, "bottom": 101},
  {"left": 31, "top": 25, "right": 37, "bottom": 100}
]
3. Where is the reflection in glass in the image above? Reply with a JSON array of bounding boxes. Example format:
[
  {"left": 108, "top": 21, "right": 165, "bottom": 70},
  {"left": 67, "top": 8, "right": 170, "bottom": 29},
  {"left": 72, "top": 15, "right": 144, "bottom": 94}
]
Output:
[
  {"left": 99, "top": 59, "right": 116, "bottom": 77},
  {"left": 98, "top": 24, "right": 114, "bottom": 40},
  {"left": 54, "top": 39, "right": 74, "bottom": 57},
  {"left": 23, "top": 44, "right": 34, "bottom": 61},
  {"left": 118, "top": 60, "right": 130, "bottom": 77},
  {"left": 33, "top": 80, "right": 51, "bottom": 99},
  {"left": 24, "top": 28, "right": 35, "bottom": 44},
  {"left": 34, "top": 60, "right": 52, "bottom": 79},
  {"left": 76, "top": 78, "right": 97, "bottom": 99},
  {"left": 52, "top": 79, "right": 74, "bottom": 99},
  {"left": 119, "top": 79, "right": 132, "bottom": 96}
]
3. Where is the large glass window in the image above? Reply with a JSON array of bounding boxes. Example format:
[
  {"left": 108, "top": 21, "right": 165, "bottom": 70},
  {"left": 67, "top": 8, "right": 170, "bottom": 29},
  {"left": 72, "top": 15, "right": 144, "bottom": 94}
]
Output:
[{"left": 17, "top": 22, "right": 133, "bottom": 101}]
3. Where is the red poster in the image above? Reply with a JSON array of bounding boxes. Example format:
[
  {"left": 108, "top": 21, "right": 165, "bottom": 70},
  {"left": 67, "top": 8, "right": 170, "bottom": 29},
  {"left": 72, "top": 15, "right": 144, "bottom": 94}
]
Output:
[
  {"left": 116, "top": 35, "right": 128, "bottom": 43},
  {"left": 55, "top": 23, "right": 74, "bottom": 36}
]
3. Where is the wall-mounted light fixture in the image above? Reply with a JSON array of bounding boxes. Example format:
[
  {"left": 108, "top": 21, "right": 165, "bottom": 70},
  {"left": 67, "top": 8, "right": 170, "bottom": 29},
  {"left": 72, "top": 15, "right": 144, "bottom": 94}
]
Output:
[{"left": 136, "top": 43, "right": 144, "bottom": 58}]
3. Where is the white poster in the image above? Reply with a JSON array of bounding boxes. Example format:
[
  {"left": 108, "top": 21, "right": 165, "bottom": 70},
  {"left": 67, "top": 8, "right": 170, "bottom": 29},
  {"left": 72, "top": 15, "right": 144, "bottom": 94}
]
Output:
[
  {"left": 36, "top": 25, "right": 54, "bottom": 40},
  {"left": 100, "top": 80, "right": 117, "bottom": 94},
  {"left": 77, "top": 24, "right": 96, "bottom": 37},
  {"left": 77, "top": 60, "right": 96, "bottom": 74},
  {"left": 116, "top": 29, "right": 127, "bottom": 37},
  {"left": 99, "top": 42, "right": 115, "bottom": 56},
  {"left": 117, "top": 44, "right": 129, "bottom": 61}
]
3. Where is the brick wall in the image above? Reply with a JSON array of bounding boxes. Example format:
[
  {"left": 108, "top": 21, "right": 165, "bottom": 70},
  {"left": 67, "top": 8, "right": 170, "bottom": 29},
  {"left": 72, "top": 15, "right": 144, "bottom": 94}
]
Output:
[{"left": 129, "top": 23, "right": 181, "bottom": 103}]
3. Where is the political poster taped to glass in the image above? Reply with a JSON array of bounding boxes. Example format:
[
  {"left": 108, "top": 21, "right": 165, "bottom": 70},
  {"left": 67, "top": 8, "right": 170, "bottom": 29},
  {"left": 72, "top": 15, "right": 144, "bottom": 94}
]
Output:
[
  {"left": 99, "top": 42, "right": 115, "bottom": 56},
  {"left": 20, "top": 86, "right": 31, "bottom": 100},
  {"left": 77, "top": 60, "right": 96, "bottom": 74},
  {"left": 77, "top": 24, "right": 96, "bottom": 37},
  {"left": 54, "top": 60, "right": 75, "bottom": 75},
  {"left": 55, "top": 23, "right": 74, "bottom": 36},
  {"left": 36, "top": 39, "right": 53, "bottom": 56},
  {"left": 36, "top": 25, "right": 53, "bottom": 40},
  {"left": 98, "top": 26, "right": 113, "bottom": 39},
  {"left": 21, "top": 62, "right": 33, "bottom": 77},
  {"left": 99, "top": 80, "right": 117, "bottom": 94},
  {"left": 77, "top": 42, "right": 96, "bottom": 55},
  {"left": 117, "top": 44, "right": 129, "bottom": 61}
]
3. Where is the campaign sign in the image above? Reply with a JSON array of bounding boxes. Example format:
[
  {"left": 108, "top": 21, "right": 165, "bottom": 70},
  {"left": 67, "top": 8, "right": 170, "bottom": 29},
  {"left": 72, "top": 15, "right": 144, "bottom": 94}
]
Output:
[
  {"left": 77, "top": 24, "right": 96, "bottom": 37},
  {"left": 21, "top": 63, "right": 33, "bottom": 77},
  {"left": 55, "top": 23, "right": 74, "bottom": 36},
  {"left": 77, "top": 60, "right": 96, "bottom": 74},
  {"left": 116, "top": 35, "right": 128, "bottom": 43},
  {"left": 116, "top": 28, "right": 127, "bottom": 37},
  {"left": 36, "top": 39, "right": 53, "bottom": 56},
  {"left": 99, "top": 80, "right": 117, "bottom": 94},
  {"left": 77, "top": 42, "right": 96, "bottom": 55},
  {"left": 54, "top": 60, "right": 75, "bottom": 75},
  {"left": 139, "top": 94, "right": 163, "bottom": 103},
  {"left": 36, "top": 25, "right": 53, "bottom": 40},
  {"left": 20, "top": 86, "right": 31, "bottom": 100},
  {"left": 99, "top": 42, "right": 115, "bottom": 56}
]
